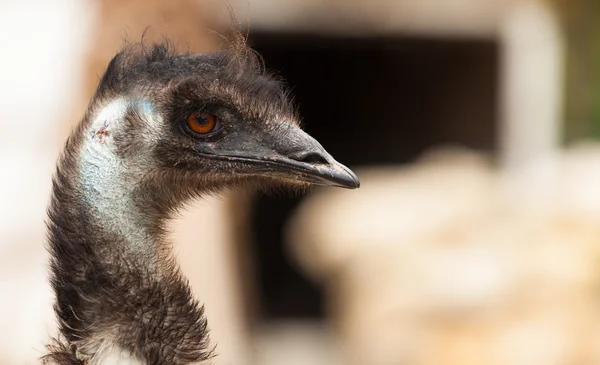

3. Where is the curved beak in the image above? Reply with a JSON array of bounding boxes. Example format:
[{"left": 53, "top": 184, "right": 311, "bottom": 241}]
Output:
[
  {"left": 259, "top": 127, "right": 360, "bottom": 189},
  {"left": 198, "top": 124, "right": 360, "bottom": 189}
]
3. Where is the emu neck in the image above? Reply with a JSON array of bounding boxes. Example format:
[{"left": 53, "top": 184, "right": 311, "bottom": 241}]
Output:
[
  {"left": 79, "top": 135, "right": 160, "bottom": 261},
  {"left": 78, "top": 98, "right": 162, "bottom": 256},
  {"left": 46, "top": 99, "right": 212, "bottom": 365}
]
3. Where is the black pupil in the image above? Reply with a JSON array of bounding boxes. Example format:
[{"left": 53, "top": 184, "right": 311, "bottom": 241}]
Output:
[{"left": 197, "top": 115, "right": 210, "bottom": 125}]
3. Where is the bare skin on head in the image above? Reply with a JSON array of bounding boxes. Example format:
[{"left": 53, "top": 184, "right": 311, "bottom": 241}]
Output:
[{"left": 43, "top": 42, "right": 358, "bottom": 365}]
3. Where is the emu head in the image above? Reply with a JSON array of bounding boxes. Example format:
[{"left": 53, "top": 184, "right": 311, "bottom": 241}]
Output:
[{"left": 82, "top": 44, "right": 358, "bottom": 209}]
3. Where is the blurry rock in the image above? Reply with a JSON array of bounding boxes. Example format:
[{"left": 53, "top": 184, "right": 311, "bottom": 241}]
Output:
[
  {"left": 286, "top": 144, "right": 600, "bottom": 365},
  {"left": 287, "top": 146, "right": 497, "bottom": 282}
]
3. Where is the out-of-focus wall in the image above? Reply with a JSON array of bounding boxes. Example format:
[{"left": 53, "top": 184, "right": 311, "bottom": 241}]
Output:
[{"left": 0, "top": 1, "right": 93, "bottom": 363}]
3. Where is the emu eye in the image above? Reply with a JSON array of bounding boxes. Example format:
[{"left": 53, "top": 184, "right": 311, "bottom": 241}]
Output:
[{"left": 187, "top": 112, "right": 218, "bottom": 135}]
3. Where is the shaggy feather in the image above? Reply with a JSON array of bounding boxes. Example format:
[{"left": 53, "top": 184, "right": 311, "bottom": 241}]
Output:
[{"left": 43, "top": 28, "right": 339, "bottom": 363}]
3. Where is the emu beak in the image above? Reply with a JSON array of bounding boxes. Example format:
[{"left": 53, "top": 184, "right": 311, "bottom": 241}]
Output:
[
  {"left": 267, "top": 128, "right": 360, "bottom": 189},
  {"left": 198, "top": 124, "right": 359, "bottom": 188}
]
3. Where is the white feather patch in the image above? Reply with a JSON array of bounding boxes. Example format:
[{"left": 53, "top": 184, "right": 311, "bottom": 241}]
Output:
[
  {"left": 78, "top": 98, "right": 151, "bottom": 245},
  {"left": 89, "top": 346, "right": 143, "bottom": 365}
]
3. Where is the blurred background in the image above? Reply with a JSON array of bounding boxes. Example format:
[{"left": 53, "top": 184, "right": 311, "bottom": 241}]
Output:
[{"left": 1, "top": 0, "right": 600, "bottom": 364}]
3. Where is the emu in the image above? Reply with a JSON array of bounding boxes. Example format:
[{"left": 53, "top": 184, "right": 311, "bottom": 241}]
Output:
[{"left": 42, "top": 41, "right": 358, "bottom": 365}]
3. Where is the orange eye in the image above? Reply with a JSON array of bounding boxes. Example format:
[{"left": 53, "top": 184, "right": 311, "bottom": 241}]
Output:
[{"left": 187, "top": 112, "right": 217, "bottom": 134}]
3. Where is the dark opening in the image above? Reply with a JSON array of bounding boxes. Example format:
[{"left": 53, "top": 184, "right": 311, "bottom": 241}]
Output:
[{"left": 248, "top": 32, "right": 499, "bottom": 319}]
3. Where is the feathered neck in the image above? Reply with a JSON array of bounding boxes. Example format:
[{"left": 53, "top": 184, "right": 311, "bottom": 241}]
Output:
[{"left": 43, "top": 99, "right": 214, "bottom": 365}]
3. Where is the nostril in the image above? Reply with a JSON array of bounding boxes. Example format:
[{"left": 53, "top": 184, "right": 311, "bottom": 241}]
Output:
[{"left": 296, "top": 151, "right": 329, "bottom": 165}]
